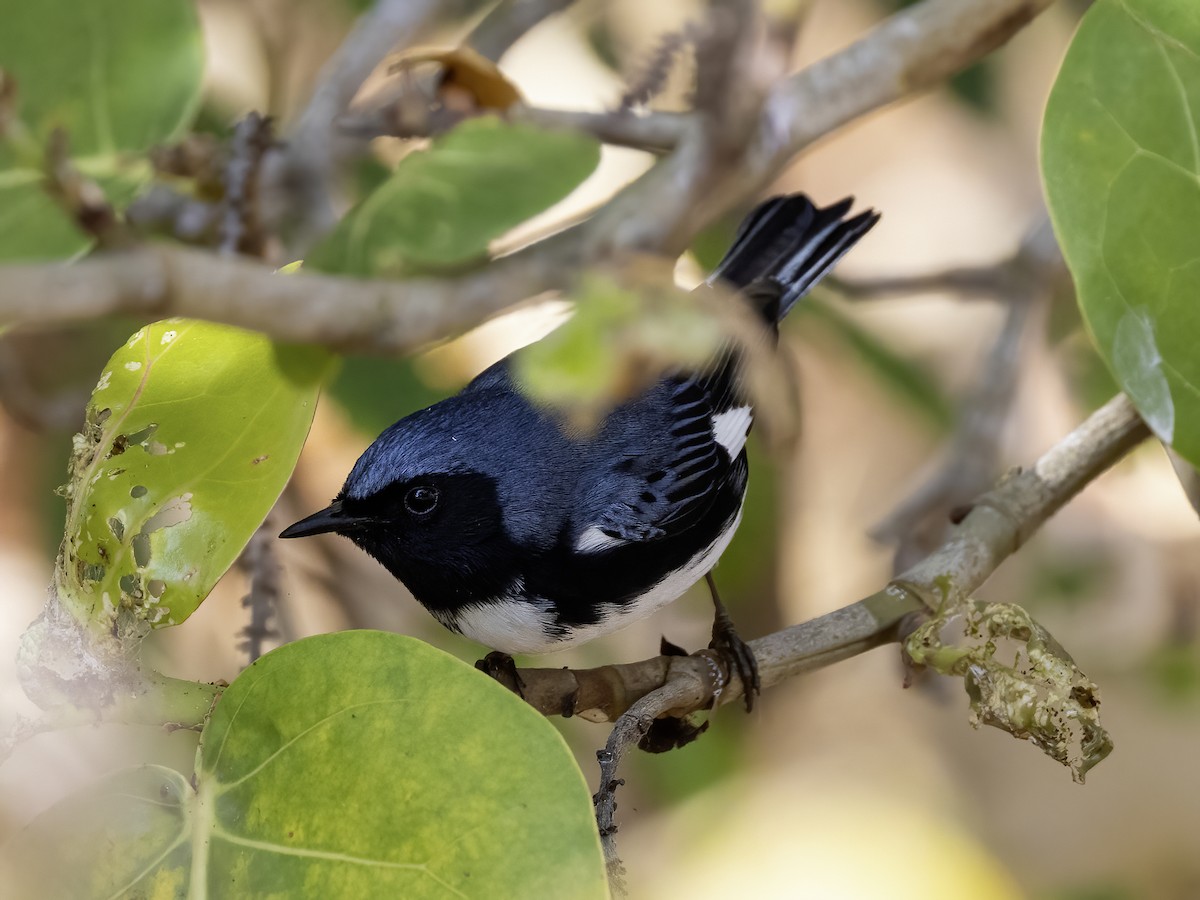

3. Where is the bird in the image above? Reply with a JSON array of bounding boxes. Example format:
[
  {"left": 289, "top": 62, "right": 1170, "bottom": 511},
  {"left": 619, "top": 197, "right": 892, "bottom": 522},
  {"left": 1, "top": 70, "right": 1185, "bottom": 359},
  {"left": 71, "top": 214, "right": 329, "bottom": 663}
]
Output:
[{"left": 281, "top": 194, "right": 879, "bottom": 706}]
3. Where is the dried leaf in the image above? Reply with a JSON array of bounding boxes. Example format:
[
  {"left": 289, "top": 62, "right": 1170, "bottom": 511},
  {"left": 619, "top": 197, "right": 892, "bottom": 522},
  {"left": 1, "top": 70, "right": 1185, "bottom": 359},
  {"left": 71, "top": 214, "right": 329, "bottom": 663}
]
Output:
[
  {"left": 392, "top": 45, "right": 522, "bottom": 111},
  {"left": 905, "top": 600, "right": 1113, "bottom": 782}
]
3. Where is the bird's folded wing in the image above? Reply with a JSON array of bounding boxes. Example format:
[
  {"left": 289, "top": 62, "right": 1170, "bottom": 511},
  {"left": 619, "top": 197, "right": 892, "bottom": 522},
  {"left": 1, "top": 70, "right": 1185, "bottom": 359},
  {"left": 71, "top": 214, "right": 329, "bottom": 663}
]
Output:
[{"left": 572, "top": 378, "right": 734, "bottom": 553}]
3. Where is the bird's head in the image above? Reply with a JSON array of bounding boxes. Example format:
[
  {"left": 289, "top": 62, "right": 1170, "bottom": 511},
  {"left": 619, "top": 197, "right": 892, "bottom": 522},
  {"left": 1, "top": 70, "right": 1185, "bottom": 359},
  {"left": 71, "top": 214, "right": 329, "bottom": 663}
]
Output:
[{"left": 279, "top": 401, "right": 513, "bottom": 604}]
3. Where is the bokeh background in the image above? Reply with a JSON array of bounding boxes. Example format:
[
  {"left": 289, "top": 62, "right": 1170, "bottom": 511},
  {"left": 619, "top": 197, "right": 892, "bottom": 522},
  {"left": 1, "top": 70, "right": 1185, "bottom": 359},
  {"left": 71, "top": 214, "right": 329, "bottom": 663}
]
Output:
[{"left": 2, "top": 1, "right": 1199, "bottom": 897}]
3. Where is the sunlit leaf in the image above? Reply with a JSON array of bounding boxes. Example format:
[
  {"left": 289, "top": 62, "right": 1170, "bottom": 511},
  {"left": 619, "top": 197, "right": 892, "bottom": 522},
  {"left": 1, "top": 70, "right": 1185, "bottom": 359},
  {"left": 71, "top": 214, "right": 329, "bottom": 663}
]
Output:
[
  {"left": 56, "top": 321, "right": 334, "bottom": 631},
  {"left": 2, "top": 633, "right": 609, "bottom": 899},
  {"left": 1042, "top": 0, "right": 1200, "bottom": 466},
  {"left": 310, "top": 117, "right": 600, "bottom": 276}
]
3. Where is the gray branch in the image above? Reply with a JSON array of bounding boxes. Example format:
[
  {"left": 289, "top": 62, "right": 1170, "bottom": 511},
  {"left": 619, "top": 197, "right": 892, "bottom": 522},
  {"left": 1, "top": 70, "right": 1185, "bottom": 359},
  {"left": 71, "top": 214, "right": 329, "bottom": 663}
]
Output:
[{"left": 0, "top": 0, "right": 1056, "bottom": 340}]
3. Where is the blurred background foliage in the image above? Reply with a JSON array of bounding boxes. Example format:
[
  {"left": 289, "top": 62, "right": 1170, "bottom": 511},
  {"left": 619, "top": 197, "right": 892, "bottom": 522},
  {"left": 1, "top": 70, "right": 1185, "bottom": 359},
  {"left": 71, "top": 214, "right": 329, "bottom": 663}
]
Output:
[{"left": 1, "top": 1, "right": 1198, "bottom": 898}]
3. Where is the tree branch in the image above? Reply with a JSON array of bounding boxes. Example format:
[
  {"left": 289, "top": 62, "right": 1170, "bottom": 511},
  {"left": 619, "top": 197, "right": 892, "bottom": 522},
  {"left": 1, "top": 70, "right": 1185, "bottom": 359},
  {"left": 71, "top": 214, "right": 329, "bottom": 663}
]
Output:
[
  {"left": 0, "top": 241, "right": 580, "bottom": 354},
  {"left": 556, "top": 393, "right": 1146, "bottom": 883},
  {"left": 467, "top": 0, "right": 579, "bottom": 62},
  {"left": 0, "top": 0, "right": 1058, "bottom": 346},
  {"left": 261, "top": 0, "right": 444, "bottom": 251},
  {"left": 508, "top": 394, "right": 1149, "bottom": 718}
]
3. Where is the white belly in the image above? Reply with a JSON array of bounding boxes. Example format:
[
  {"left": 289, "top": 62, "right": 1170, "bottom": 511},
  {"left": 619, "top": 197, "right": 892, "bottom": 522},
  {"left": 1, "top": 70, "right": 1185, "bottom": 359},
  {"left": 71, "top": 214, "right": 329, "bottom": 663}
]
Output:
[{"left": 445, "top": 503, "right": 745, "bottom": 654}]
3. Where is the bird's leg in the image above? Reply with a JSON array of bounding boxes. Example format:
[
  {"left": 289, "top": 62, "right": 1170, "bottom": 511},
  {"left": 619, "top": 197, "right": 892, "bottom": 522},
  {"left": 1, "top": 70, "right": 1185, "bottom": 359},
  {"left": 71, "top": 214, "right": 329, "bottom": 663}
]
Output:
[
  {"left": 475, "top": 650, "right": 526, "bottom": 699},
  {"left": 705, "top": 572, "right": 760, "bottom": 712}
]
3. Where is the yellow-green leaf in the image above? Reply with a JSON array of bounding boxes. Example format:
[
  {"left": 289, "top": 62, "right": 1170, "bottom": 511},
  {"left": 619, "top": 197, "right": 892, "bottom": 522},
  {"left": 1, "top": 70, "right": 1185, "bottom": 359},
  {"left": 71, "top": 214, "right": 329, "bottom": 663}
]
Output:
[
  {"left": 56, "top": 321, "right": 334, "bottom": 631},
  {"left": 2, "top": 633, "right": 609, "bottom": 899}
]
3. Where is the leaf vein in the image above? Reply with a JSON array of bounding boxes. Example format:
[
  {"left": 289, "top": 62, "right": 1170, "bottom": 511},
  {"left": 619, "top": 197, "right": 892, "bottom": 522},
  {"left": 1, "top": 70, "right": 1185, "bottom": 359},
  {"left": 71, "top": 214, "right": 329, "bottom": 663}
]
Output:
[{"left": 215, "top": 698, "right": 408, "bottom": 792}]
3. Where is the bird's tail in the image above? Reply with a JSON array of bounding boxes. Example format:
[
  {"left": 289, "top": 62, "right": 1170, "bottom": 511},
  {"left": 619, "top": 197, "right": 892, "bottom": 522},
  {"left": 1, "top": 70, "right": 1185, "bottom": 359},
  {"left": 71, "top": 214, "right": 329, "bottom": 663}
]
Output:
[{"left": 707, "top": 194, "right": 879, "bottom": 322}]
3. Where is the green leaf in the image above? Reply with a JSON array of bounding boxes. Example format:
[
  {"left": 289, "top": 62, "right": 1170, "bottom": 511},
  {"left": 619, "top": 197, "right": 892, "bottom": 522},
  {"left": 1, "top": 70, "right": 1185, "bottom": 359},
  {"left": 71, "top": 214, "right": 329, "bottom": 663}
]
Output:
[
  {"left": 56, "top": 321, "right": 334, "bottom": 632},
  {"left": 2, "top": 765, "right": 193, "bottom": 898},
  {"left": 0, "top": 0, "right": 204, "bottom": 259},
  {"left": 310, "top": 117, "right": 601, "bottom": 276},
  {"left": 0, "top": 175, "right": 88, "bottom": 261},
  {"left": 0, "top": 0, "right": 203, "bottom": 157},
  {"left": 329, "top": 356, "right": 446, "bottom": 437},
  {"left": 3, "top": 633, "right": 609, "bottom": 899},
  {"left": 1042, "top": 0, "right": 1200, "bottom": 466},
  {"left": 512, "top": 274, "right": 724, "bottom": 430}
]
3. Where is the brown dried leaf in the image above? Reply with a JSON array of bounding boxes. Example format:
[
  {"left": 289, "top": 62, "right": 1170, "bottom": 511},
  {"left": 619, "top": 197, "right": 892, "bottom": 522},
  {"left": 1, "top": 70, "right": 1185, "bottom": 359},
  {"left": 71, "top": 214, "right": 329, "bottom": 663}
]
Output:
[{"left": 391, "top": 46, "right": 522, "bottom": 111}]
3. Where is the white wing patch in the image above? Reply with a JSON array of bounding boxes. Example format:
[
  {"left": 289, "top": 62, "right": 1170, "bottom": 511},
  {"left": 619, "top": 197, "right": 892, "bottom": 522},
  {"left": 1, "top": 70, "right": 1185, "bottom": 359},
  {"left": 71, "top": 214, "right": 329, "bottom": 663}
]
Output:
[
  {"left": 575, "top": 524, "right": 626, "bottom": 553},
  {"left": 711, "top": 405, "right": 752, "bottom": 458}
]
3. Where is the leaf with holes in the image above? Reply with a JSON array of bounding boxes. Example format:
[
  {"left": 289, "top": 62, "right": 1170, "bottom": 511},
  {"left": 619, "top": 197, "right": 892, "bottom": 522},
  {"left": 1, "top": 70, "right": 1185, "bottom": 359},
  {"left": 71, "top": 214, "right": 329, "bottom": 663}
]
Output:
[
  {"left": 56, "top": 321, "right": 334, "bottom": 632},
  {"left": 309, "top": 117, "right": 600, "bottom": 276},
  {"left": 1, "top": 633, "right": 609, "bottom": 899},
  {"left": 1042, "top": 0, "right": 1200, "bottom": 465}
]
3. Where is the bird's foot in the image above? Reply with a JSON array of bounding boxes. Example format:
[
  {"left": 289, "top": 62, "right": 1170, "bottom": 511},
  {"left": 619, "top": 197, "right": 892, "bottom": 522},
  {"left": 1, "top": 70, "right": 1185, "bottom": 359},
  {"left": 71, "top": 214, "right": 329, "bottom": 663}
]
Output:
[
  {"left": 704, "top": 572, "right": 760, "bottom": 711},
  {"left": 475, "top": 650, "right": 526, "bottom": 699},
  {"left": 709, "top": 608, "right": 760, "bottom": 712}
]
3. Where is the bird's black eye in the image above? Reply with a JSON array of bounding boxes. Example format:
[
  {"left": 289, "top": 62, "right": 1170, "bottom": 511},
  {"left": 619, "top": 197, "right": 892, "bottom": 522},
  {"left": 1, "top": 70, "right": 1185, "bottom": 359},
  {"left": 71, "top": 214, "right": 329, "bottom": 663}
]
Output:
[{"left": 404, "top": 485, "right": 439, "bottom": 516}]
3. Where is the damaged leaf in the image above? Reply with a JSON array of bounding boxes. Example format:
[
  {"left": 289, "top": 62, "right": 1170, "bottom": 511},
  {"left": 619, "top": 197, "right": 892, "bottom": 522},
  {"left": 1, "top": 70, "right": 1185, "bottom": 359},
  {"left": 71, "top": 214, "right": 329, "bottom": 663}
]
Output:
[
  {"left": 392, "top": 46, "right": 523, "bottom": 110},
  {"left": 905, "top": 600, "right": 1112, "bottom": 782},
  {"left": 56, "top": 320, "right": 333, "bottom": 633}
]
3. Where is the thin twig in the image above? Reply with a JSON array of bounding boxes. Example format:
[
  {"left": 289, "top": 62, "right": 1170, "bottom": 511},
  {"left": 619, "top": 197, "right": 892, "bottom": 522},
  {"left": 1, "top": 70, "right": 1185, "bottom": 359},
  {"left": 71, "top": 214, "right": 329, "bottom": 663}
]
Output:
[
  {"left": 42, "top": 130, "right": 127, "bottom": 249},
  {"left": 499, "top": 394, "right": 1149, "bottom": 721},
  {"left": 0, "top": 0, "right": 1057, "bottom": 344},
  {"left": 619, "top": 22, "right": 702, "bottom": 110},
  {"left": 237, "top": 518, "right": 283, "bottom": 665},
  {"left": 592, "top": 676, "right": 701, "bottom": 894},
  {"left": 467, "top": 0, "right": 579, "bottom": 62},
  {"left": 220, "top": 113, "right": 276, "bottom": 258},
  {"left": 261, "top": 0, "right": 444, "bottom": 252}
]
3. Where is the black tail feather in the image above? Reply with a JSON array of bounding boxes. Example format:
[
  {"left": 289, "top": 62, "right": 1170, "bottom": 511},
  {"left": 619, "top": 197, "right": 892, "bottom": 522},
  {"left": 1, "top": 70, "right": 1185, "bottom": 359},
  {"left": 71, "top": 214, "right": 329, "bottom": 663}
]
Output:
[{"left": 708, "top": 194, "right": 879, "bottom": 322}]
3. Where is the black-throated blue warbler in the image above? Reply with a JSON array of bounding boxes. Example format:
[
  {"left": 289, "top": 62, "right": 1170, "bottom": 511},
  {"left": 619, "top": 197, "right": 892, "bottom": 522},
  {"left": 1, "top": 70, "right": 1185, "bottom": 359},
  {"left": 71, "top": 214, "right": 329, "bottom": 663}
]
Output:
[{"left": 281, "top": 195, "right": 878, "bottom": 704}]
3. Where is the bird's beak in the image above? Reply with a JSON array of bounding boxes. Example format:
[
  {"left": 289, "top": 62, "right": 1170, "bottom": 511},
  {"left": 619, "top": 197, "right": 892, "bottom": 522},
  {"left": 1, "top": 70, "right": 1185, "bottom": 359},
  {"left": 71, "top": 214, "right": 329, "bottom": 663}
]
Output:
[{"left": 279, "top": 500, "right": 367, "bottom": 539}]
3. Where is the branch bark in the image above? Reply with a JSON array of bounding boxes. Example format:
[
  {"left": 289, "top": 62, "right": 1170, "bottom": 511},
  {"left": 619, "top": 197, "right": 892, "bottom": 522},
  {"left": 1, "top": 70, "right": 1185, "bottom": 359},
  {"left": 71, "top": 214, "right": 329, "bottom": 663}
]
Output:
[
  {"left": 0, "top": 0, "right": 1058, "bottom": 342},
  {"left": 260, "top": 0, "right": 443, "bottom": 251},
  {"left": 509, "top": 394, "right": 1149, "bottom": 719},
  {"left": 554, "top": 393, "right": 1147, "bottom": 883}
]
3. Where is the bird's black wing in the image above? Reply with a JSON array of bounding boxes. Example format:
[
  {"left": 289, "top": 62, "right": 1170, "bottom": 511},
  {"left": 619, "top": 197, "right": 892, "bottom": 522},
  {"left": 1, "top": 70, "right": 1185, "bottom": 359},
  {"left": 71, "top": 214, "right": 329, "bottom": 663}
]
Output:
[{"left": 571, "top": 376, "right": 743, "bottom": 553}]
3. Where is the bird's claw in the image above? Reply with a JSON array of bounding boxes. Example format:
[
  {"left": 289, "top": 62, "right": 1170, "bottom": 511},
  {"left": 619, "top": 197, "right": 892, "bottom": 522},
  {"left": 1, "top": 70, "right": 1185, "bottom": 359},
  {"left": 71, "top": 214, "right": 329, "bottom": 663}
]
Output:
[
  {"left": 475, "top": 650, "right": 526, "bottom": 699},
  {"left": 709, "top": 612, "right": 760, "bottom": 712}
]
